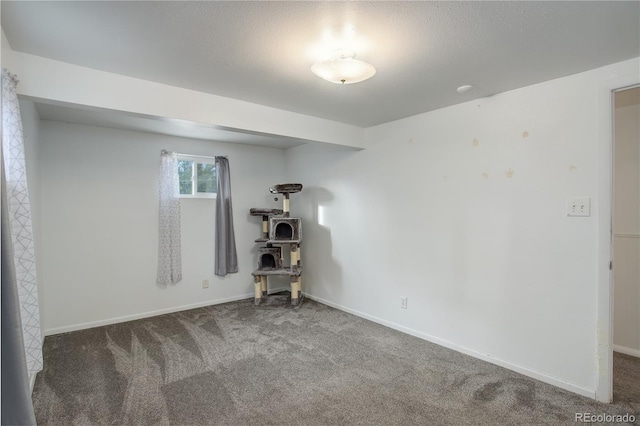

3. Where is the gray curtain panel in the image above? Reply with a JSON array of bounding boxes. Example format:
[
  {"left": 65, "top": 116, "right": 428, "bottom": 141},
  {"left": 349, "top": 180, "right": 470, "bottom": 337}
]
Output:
[
  {"left": 1, "top": 152, "right": 38, "bottom": 426},
  {"left": 214, "top": 156, "right": 238, "bottom": 276}
]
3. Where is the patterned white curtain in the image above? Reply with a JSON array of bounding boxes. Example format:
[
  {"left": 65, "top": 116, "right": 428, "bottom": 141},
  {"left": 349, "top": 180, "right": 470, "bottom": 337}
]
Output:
[
  {"left": 1, "top": 69, "right": 43, "bottom": 376},
  {"left": 157, "top": 150, "right": 182, "bottom": 284}
]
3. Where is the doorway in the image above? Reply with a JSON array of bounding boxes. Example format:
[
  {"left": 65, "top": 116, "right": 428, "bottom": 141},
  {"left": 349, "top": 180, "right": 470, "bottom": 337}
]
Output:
[{"left": 611, "top": 86, "right": 640, "bottom": 409}]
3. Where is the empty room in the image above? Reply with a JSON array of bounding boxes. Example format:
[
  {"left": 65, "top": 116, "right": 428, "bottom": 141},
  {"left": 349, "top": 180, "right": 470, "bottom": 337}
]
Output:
[{"left": 1, "top": 1, "right": 639, "bottom": 425}]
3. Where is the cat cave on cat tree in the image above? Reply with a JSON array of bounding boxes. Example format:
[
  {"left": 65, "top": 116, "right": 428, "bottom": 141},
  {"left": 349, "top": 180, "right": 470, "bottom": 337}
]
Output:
[{"left": 250, "top": 183, "right": 304, "bottom": 308}]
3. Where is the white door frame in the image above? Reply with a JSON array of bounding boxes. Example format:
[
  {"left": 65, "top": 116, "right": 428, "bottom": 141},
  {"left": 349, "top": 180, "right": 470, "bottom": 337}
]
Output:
[{"left": 595, "top": 74, "right": 640, "bottom": 403}]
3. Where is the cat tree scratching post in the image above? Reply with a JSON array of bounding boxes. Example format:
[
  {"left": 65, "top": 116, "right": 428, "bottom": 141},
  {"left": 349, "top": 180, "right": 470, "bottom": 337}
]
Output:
[{"left": 250, "top": 183, "right": 304, "bottom": 307}]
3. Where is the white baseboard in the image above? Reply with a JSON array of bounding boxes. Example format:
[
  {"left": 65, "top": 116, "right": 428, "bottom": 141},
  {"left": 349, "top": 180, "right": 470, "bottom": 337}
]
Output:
[
  {"left": 45, "top": 295, "right": 253, "bottom": 336},
  {"left": 614, "top": 345, "right": 640, "bottom": 358},
  {"left": 305, "top": 293, "right": 596, "bottom": 399},
  {"left": 44, "top": 287, "right": 286, "bottom": 336}
]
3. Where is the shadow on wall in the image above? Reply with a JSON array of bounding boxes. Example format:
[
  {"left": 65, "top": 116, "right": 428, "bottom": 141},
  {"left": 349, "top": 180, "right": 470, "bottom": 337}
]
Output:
[{"left": 302, "top": 186, "right": 343, "bottom": 300}]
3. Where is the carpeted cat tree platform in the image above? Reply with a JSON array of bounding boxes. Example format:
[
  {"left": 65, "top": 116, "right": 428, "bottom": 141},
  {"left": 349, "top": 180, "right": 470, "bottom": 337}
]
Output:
[{"left": 250, "top": 183, "right": 303, "bottom": 308}]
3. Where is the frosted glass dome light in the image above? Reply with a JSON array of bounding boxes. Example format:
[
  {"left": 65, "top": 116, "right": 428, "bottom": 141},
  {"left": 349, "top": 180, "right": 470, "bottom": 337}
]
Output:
[{"left": 311, "top": 49, "right": 376, "bottom": 85}]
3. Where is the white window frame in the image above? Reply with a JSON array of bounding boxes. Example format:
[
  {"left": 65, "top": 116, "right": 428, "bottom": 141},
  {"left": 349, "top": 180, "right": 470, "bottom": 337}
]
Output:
[{"left": 177, "top": 155, "right": 217, "bottom": 199}]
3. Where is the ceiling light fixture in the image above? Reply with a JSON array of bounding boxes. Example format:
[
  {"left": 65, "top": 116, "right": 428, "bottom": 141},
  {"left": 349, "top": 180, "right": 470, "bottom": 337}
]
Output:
[{"left": 311, "top": 49, "right": 376, "bottom": 85}]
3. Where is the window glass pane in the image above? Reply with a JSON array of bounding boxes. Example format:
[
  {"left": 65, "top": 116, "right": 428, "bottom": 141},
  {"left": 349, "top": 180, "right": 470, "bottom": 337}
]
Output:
[
  {"left": 178, "top": 160, "right": 193, "bottom": 195},
  {"left": 197, "top": 163, "right": 217, "bottom": 193}
]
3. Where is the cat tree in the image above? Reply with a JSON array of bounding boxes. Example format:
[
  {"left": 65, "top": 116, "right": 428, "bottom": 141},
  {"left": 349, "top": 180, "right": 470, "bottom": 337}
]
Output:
[{"left": 250, "top": 183, "right": 303, "bottom": 307}]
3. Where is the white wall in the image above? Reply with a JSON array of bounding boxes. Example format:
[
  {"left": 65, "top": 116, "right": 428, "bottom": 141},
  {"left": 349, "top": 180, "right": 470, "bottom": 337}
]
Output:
[
  {"left": 613, "top": 87, "right": 640, "bottom": 357},
  {"left": 286, "top": 59, "right": 640, "bottom": 398},
  {"left": 39, "top": 121, "right": 287, "bottom": 333}
]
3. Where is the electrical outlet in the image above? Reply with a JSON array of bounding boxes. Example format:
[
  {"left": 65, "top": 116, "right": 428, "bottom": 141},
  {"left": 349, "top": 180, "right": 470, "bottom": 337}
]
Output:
[
  {"left": 567, "top": 197, "right": 591, "bottom": 217},
  {"left": 400, "top": 297, "right": 408, "bottom": 309},
  {"left": 202, "top": 279, "right": 209, "bottom": 289}
]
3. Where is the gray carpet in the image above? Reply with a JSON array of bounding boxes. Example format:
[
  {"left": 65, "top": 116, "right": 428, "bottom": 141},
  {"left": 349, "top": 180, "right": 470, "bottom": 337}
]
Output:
[
  {"left": 32, "top": 296, "right": 639, "bottom": 425},
  {"left": 614, "top": 352, "right": 640, "bottom": 415}
]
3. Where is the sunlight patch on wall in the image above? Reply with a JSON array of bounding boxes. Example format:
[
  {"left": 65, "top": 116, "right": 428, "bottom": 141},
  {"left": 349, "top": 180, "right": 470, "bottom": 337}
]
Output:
[{"left": 318, "top": 205, "right": 326, "bottom": 226}]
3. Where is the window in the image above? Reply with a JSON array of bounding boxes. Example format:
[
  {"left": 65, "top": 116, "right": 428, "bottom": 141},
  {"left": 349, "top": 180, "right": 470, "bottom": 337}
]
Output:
[{"left": 178, "top": 156, "right": 217, "bottom": 198}]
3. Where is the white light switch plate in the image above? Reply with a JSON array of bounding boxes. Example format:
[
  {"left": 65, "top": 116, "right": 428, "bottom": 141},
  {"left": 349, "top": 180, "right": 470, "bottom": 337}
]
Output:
[{"left": 567, "top": 197, "right": 591, "bottom": 217}]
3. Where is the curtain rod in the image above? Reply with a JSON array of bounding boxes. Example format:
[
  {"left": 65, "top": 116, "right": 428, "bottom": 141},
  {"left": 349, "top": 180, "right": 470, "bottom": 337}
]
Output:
[{"left": 161, "top": 149, "right": 226, "bottom": 160}]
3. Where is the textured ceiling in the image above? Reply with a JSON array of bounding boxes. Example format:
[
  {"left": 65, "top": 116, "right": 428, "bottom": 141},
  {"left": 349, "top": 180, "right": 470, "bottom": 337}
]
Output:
[{"left": 2, "top": 1, "right": 640, "bottom": 127}]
